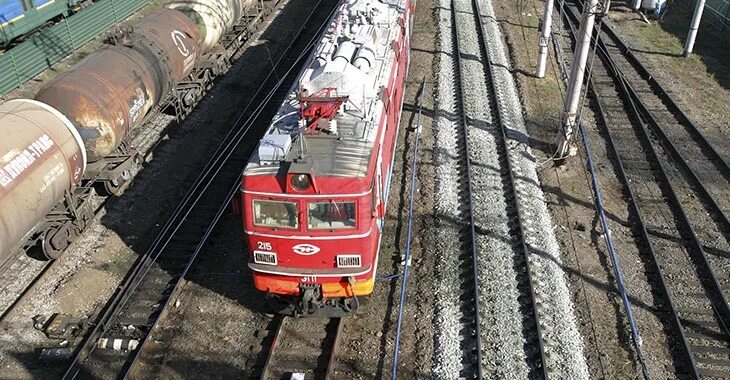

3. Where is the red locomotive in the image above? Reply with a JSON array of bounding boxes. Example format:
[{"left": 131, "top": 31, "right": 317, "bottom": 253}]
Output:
[{"left": 240, "top": 0, "right": 413, "bottom": 316}]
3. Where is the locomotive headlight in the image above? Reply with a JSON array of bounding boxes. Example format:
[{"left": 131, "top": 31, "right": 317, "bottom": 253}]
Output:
[{"left": 291, "top": 174, "right": 310, "bottom": 191}]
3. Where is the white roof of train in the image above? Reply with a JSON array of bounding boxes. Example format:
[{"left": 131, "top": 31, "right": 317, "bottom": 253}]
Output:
[{"left": 244, "top": 0, "right": 406, "bottom": 178}]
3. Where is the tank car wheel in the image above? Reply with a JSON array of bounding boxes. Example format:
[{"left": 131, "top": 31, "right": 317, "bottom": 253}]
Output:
[
  {"left": 42, "top": 228, "right": 70, "bottom": 260},
  {"left": 103, "top": 178, "right": 126, "bottom": 196},
  {"left": 72, "top": 212, "right": 92, "bottom": 237}
]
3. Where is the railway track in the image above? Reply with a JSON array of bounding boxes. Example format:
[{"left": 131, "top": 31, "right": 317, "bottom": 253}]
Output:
[
  {"left": 0, "top": 258, "right": 55, "bottom": 320},
  {"left": 559, "top": 2, "right": 730, "bottom": 377},
  {"left": 563, "top": 0, "right": 730, "bottom": 279},
  {"left": 60, "top": 2, "right": 341, "bottom": 378},
  {"left": 448, "top": 0, "right": 550, "bottom": 376},
  {"left": 447, "top": 0, "right": 486, "bottom": 377},
  {"left": 463, "top": 0, "right": 549, "bottom": 376},
  {"left": 258, "top": 316, "right": 343, "bottom": 379}
]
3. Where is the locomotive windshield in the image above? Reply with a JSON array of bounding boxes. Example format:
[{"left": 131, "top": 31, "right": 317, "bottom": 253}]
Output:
[
  {"left": 253, "top": 200, "right": 298, "bottom": 228},
  {"left": 308, "top": 201, "right": 356, "bottom": 229}
]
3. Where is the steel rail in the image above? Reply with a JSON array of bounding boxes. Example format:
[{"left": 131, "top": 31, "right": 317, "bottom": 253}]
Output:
[
  {"left": 0, "top": 260, "right": 55, "bottom": 321},
  {"left": 575, "top": 118, "right": 651, "bottom": 379},
  {"left": 569, "top": 0, "right": 730, "bottom": 334},
  {"left": 560, "top": 2, "right": 730, "bottom": 377},
  {"left": 468, "top": 0, "right": 549, "bottom": 377},
  {"left": 124, "top": 4, "right": 342, "bottom": 377},
  {"left": 568, "top": 0, "right": 730, "bottom": 236},
  {"left": 2, "top": 1, "right": 276, "bottom": 310},
  {"left": 588, "top": 84, "right": 699, "bottom": 377},
  {"left": 260, "top": 316, "right": 343, "bottom": 379},
  {"left": 584, "top": 22, "right": 730, "bottom": 240},
  {"left": 62, "top": 2, "right": 340, "bottom": 377},
  {"left": 550, "top": 6, "right": 651, "bottom": 378},
  {"left": 450, "top": 1, "right": 485, "bottom": 378},
  {"left": 594, "top": 15, "right": 730, "bottom": 180}
]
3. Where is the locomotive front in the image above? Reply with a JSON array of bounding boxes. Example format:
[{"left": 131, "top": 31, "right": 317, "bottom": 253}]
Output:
[{"left": 242, "top": 171, "right": 380, "bottom": 316}]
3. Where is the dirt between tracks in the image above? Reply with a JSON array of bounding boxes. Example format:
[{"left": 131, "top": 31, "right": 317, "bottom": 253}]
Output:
[
  {"left": 491, "top": 0, "right": 730, "bottom": 378},
  {"left": 0, "top": 1, "right": 313, "bottom": 378},
  {"left": 605, "top": 3, "right": 730, "bottom": 154}
]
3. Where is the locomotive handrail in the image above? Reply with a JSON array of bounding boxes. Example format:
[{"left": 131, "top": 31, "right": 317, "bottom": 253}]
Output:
[{"left": 391, "top": 77, "right": 425, "bottom": 380}]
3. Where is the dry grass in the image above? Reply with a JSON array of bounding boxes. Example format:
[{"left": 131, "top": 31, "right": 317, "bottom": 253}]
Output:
[{"left": 608, "top": 3, "right": 730, "bottom": 129}]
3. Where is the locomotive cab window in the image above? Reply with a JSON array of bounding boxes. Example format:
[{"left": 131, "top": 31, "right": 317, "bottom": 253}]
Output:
[
  {"left": 253, "top": 200, "right": 299, "bottom": 229},
  {"left": 308, "top": 201, "right": 356, "bottom": 229}
]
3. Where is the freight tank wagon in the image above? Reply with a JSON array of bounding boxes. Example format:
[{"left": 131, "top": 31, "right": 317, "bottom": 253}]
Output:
[
  {"left": 0, "top": 99, "right": 87, "bottom": 260},
  {"left": 0, "top": 0, "right": 259, "bottom": 264},
  {"left": 241, "top": 0, "right": 413, "bottom": 317}
]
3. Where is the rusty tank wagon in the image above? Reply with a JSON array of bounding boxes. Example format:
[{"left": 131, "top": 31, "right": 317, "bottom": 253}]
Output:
[{"left": 0, "top": 0, "right": 271, "bottom": 264}]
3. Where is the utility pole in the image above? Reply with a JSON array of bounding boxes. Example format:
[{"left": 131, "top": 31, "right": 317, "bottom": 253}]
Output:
[
  {"left": 536, "top": 0, "right": 555, "bottom": 78},
  {"left": 559, "top": 0, "right": 600, "bottom": 157},
  {"left": 684, "top": 0, "right": 706, "bottom": 56}
]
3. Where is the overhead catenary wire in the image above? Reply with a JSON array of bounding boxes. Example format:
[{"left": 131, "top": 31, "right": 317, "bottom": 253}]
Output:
[{"left": 391, "top": 78, "right": 426, "bottom": 380}]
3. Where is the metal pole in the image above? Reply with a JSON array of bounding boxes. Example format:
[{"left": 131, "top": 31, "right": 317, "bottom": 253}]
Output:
[
  {"left": 684, "top": 0, "right": 706, "bottom": 56},
  {"left": 559, "top": 0, "right": 599, "bottom": 157},
  {"left": 536, "top": 0, "right": 556, "bottom": 77}
]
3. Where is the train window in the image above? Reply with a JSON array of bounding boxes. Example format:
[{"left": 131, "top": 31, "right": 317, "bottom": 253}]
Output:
[
  {"left": 308, "top": 201, "right": 356, "bottom": 229},
  {"left": 253, "top": 200, "right": 299, "bottom": 229}
]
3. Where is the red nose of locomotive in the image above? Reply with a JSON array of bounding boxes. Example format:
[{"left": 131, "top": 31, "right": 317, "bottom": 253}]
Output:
[{"left": 242, "top": 192, "right": 380, "bottom": 315}]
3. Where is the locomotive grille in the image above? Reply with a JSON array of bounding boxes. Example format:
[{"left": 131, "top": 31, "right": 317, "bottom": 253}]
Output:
[
  {"left": 336, "top": 254, "right": 361, "bottom": 268},
  {"left": 254, "top": 251, "right": 277, "bottom": 266}
]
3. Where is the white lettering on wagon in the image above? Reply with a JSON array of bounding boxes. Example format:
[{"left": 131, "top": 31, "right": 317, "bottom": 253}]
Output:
[
  {"left": 171, "top": 30, "right": 190, "bottom": 57},
  {"left": 0, "top": 134, "right": 55, "bottom": 188},
  {"left": 39, "top": 162, "right": 65, "bottom": 194},
  {"left": 128, "top": 90, "right": 147, "bottom": 124}
]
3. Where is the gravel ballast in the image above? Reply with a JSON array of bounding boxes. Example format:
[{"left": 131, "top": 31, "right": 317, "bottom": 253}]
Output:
[
  {"left": 477, "top": 0, "right": 589, "bottom": 377},
  {"left": 432, "top": 0, "right": 590, "bottom": 378},
  {"left": 432, "top": 2, "right": 469, "bottom": 376}
]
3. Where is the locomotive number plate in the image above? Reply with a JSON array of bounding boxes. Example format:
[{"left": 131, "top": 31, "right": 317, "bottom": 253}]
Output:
[{"left": 301, "top": 276, "right": 318, "bottom": 283}]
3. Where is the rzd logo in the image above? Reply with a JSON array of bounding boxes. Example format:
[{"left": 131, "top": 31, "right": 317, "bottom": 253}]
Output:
[{"left": 292, "top": 244, "right": 320, "bottom": 256}]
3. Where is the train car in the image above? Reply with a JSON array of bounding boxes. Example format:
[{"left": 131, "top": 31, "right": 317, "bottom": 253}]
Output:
[
  {"left": 0, "top": 0, "right": 88, "bottom": 48},
  {"left": 241, "top": 0, "right": 413, "bottom": 316}
]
